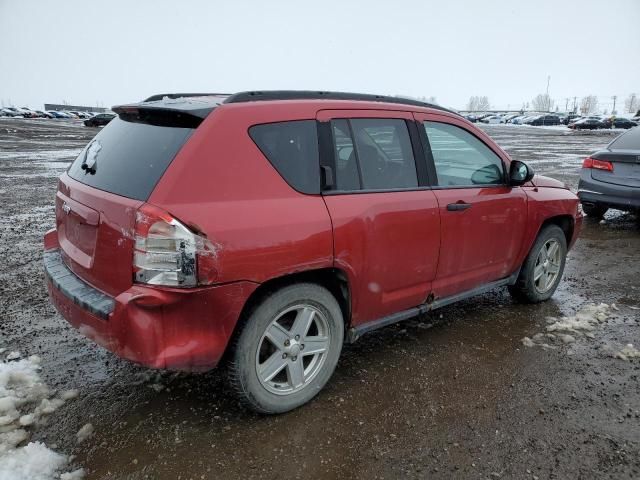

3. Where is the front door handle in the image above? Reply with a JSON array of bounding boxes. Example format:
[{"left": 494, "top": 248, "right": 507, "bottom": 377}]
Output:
[{"left": 447, "top": 202, "right": 472, "bottom": 212}]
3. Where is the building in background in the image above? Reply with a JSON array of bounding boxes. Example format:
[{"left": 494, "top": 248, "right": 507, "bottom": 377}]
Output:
[{"left": 44, "top": 103, "right": 108, "bottom": 113}]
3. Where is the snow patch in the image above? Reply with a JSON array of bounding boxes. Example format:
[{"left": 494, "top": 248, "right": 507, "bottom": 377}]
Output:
[
  {"left": 0, "top": 441, "right": 67, "bottom": 480},
  {"left": 75, "top": 424, "right": 93, "bottom": 444},
  {"left": 0, "top": 352, "right": 84, "bottom": 479},
  {"left": 614, "top": 344, "right": 640, "bottom": 361},
  {"left": 521, "top": 303, "right": 611, "bottom": 349}
]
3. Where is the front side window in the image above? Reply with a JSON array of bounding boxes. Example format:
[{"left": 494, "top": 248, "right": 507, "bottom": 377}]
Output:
[
  {"left": 424, "top": 122, "right": 504, "bottom": 187},
  {"left": 249, "top": 120, "right": 320, "bottom": 194},
  {"left": 330, "top": 118, "right": 418, "bottom": 190}
]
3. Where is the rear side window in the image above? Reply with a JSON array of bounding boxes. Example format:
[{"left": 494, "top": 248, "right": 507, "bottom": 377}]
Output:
[
  {"left": 249, "top": 120, "right": 320, "bottom": 194},
  {"left": 609, "top": 127, "right": 640, "bottom": 150},
  {"left": 67, "top": 117, "right": 194, "bottom": 201}
]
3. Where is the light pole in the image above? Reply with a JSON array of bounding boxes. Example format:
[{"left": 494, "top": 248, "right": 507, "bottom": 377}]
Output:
[{"left": 545, "top": 75, "right": 551, "bottom": 112}]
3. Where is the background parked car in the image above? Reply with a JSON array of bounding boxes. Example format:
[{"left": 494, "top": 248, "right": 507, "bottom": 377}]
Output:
[
  {"left": 480, "top": 115, "right": 505, "bottom": 124},
  {"left": 1, "top": 107, "right": 20, "bottom": 117},
  {"left": 577, "top": 126, "right": 640, "bottom": 218},
  {"left": 563, "top": 113, "right": 582, "bottom": 125},
  {"left": 568, "top": 118, "right": 605, "bottom": 130},
  {"left": 528, "top": 115, "right": 561, "bottom": 126},
  {"left": 84, "top": 112, "right": 115, "bottom": 127},
  {"left": 602, "top": 117, "right": 638, "bottom": 129}
]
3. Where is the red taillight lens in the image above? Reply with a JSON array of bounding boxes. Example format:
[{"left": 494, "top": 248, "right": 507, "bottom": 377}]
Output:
[
  {"left": 133, "top": 204, "right": 218, "bottom": 287},
  {"left": 582, "top": 157, "right": 613, "bottom": 172}
]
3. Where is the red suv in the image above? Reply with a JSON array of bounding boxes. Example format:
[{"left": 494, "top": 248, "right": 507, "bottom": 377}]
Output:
[{"left": 44, "top": 91, "right": 582, "bottom": 413}]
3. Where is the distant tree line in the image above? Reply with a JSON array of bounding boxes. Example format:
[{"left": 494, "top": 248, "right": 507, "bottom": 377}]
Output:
[{"left": 463, "top": 93, "right": 640, "bottom": 115}]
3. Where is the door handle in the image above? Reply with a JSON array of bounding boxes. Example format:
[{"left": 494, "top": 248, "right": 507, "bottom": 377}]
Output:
[{"left": 447, "top": 202, "right": 472, "bottom": 212}]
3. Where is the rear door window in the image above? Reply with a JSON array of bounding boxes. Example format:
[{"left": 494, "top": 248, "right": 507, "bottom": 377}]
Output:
[
  {"left": 330, "top": 120, "right": 360, "bottom": 191},
  {"left": 351, "top": 119, "right": 418, "bottom": 190},
  {"left": 67, "top": 117, "right": 194, "bottom": 201},
  {"left": 330, "top": 118, "right": 418, "bottom": 190},
  {"left": 249, "top": 120, "right": 320, "bottom": 194},
  {"left": 424, "top": 121, "right": 504, "bottom": 187}
]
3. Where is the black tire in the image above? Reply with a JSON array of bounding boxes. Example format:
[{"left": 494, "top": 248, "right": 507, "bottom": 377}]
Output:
[
  {"left": 582, "top": 203, "right": 608, "bottom": 219},
  {"left": 227, "top": 283, "right": 344, "bottom": 414},
  {"left": 509, "top": 225, "right": 567, "bottom": 303}
]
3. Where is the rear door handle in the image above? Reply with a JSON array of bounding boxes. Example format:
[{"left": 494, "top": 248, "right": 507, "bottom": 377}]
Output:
[{"left": 447, "top": 202, "right": 472, "bottom": 212}]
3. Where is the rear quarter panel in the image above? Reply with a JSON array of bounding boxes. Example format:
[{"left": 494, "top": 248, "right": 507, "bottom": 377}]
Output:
[{"left": 148, "top": 103, "right": 334, "bottom": 285}]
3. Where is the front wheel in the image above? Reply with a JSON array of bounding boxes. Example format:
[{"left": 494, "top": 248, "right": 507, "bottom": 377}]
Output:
[
  {"left": 509, "top": 225, "right": 567, "bottom": 303},
  {"left": 228, "top": 283, "right": 344, "bottom": 414}
]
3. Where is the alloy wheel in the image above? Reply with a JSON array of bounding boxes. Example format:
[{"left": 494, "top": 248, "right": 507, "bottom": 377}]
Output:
[
  {"left": 533, "top": 239, "right": 562, "bottom": 293},
  {"left": 255, "top": 304, "right": 331, "bottom": 395}
]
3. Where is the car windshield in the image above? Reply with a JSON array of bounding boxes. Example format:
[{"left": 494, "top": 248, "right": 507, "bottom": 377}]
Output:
[{"left": 609, "top": 127, "right": 640, "bottom": 150}]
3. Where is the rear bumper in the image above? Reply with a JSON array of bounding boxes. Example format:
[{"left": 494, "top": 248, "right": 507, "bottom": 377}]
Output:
[
  {"left": 578, "top": 175, "right": 640, "bottom": 212},
  {"left": 44, "top": 232, "right": 258, "bottom": 372}
]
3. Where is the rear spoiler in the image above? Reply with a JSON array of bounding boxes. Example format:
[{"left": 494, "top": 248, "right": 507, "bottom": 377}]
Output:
[
  {"left": 592, "top": 151, "right": 640, "bottom": 164},
  {"left": 113, "top": 95, "right": 227, "bottom": 128},
  {"left": 143, "top": 93, "right": 230, "bottom": 102}
]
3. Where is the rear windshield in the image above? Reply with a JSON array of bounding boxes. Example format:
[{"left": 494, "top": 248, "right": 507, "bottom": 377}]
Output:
[
  {"left": 609, "top": 127, "right": 640, "bottom": 150},
  {"left": 67, "top": 117, "right": 194, "bottom": 200}
]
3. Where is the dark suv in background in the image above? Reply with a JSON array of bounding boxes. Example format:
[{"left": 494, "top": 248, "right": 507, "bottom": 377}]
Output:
[
  {"left": 84, "top": 113, "right": 115, "bottom": 127},
  {"left": 529, "top": 115, "right": 561, "bottom": 126}
]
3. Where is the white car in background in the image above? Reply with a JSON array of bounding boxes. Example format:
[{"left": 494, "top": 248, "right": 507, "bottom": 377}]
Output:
[{"left": 480, "top": 115, "right": 505, "bottom": 124}]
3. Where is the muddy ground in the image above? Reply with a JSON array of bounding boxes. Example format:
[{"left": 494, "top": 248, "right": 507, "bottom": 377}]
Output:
[{"left": 0, "top": 118, "right": 638, "bottom": 479}]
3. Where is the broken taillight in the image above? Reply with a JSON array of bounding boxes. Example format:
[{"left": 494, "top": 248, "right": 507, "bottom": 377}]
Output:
[
  {"left": 582, "top": 157, "right": 614, "bottom": 172},
  {"left": 133, "top": 204, "right": 218, "bottom": 288}
]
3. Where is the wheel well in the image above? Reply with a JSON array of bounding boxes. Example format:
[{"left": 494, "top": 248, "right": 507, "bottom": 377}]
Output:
[
  {"left": 540, "top": 215, "right": 574, "bottom": 246},
  {"left": 219, "top": 268, "right": 351, "bottom": 364}
]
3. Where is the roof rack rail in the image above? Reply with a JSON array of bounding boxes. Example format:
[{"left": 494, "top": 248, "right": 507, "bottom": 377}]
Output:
[
  {"left": 223, "top": 90, "right": 455, "bottom": 114},
  {"left": 143, "top": 93, "right": 230, "bottom": 102}
]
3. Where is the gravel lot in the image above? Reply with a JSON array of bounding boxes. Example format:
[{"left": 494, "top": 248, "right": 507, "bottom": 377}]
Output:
[{"left": 0, "top": 118, "right": 638, "bottom": 479}]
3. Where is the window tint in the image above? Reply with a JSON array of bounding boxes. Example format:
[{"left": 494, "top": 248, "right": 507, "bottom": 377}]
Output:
[
  {"left": 67, "top": 117, "right": 194, "bottom": 201},
  {"left": 424, "top": 122, "right": 504, "bottom": 187},
  {"left": 609, "top": 126, "right": 640, "bottom": 150},
  {"left": 350, "top": 119, "right": 418, "bottom": 190},
  {"left": 249, "top": 120, "right": 319, "bottom": 194},
  {"left": 331, "top": 120, "right": 360, "bottom": 190}
]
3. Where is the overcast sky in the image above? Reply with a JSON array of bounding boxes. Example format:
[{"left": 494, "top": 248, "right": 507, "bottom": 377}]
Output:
[{"left": 1, "top": 0, "right": 638, "bottom": 111}]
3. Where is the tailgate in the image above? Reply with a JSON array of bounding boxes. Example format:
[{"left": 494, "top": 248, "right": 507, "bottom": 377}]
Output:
[
  {"left": 57, "top": 109, "right": 200, "bottom": 296},
  {"left": 57, "top": 174, "right": 142, "bottom": 296}
]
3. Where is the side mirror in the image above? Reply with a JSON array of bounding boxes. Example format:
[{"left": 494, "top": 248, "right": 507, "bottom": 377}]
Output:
[{"left": 509, "top": 160, "right": 534, "bottom": 186}]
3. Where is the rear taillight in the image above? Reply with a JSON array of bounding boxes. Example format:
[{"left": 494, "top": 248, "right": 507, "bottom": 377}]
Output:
[
  {"left": 133, "top": 204, "right": 218, "bottom": 288},
  {"left": 582, "top": 157, "right": 614, "bottom": 172}
]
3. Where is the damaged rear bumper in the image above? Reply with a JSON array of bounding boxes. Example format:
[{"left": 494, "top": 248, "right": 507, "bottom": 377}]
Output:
[{"left": 44, "top": 230, "right": 258, "bottom": 372}]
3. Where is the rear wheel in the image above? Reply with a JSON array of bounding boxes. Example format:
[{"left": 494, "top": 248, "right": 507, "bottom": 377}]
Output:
[
  {"left": 509, "top": 225, "right": 567, "bottom": 303},
  {"left": 228, "top": 283, "right": 344, "bottom": 414},
  {"left": 582, "top": 203, "right": 608, "bottom": 219}
]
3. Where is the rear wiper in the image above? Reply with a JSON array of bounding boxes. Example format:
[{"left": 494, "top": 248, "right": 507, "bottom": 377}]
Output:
[{"left": 80, "top": 140, "right": 101, "bottom": 174}]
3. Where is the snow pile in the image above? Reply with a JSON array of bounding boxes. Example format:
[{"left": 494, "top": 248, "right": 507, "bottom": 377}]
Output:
[
  {"left": 75, "top": 424, "right": 93, "bottom": 444},
  {"left": 613, "top": 344, "right": 640, "bottom": 361},
  {"left": 0, "top": 352, "right": 85, "bottom": 480},
  {"left": 546, "top": 303, "right": 610, "bottom": 337},
  {"left": 521, "top": 303, "right": 611, "bottom": 349}
]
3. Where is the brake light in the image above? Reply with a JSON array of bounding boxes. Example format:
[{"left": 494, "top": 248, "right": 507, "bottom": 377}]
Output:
[
  {"left": 133, "top": 204, "right": 218, "bottom": 287},
  {"left": 582, "top": 157, "right": 613, "bottom": 172}
]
